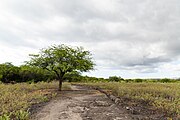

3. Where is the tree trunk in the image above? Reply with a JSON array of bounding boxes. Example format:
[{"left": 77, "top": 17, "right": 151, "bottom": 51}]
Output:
[
  {"left": 59, "top": 79, "right": 63, "bottom": 91},
  {"left": 54, "top": 70, "right": 65, "bottom": 91},
  {"left": 58, "top": 73, "right": 65, "bottom": 91}
]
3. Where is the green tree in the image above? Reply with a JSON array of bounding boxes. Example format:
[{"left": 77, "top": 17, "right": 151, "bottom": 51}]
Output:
[
  {"left": 108, "top": 76, "right": 124, "bottom": 82},
  {"left": 27, "top": 44, "right": 94, "bottom": 90},
  {"left": 63, "top": 71, "right": 83, "bottom": 82},
  {"left": 0, "top": 62, "right": 20, "bottom": 83},
  {"left": 19, "top": 65, "right": 56, "bottom": 83}
]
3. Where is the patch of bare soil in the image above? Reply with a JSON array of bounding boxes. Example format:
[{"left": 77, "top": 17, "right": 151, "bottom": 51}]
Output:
[
  {"left": 31, "top": 85, "right": 176, "bottom": 120},
  {"left": 31, "top": 85, "right": 131, "bottom": 120},
  {"left": 115, "top": 97, "right": 167, "bottom": 120}
]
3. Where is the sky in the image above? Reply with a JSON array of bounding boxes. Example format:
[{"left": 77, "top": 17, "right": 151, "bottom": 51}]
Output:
[{"left": 0, "top": 0, "right": 180, "bottom": 78}]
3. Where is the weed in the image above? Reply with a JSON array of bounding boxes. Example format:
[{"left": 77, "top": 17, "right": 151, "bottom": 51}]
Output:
[
  {"left": 15, "top": 110, "right": 29, "bottom": 120},
  {"left": 0, "top": 114, "right": 10, "bottom": 120}
]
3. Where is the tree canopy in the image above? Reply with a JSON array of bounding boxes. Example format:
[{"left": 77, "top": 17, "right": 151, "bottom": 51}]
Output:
[
  {"left": 0, "top": 62, "right": 20, "bottom": 83},
  {"left": 27, "top": 44, "right": 94, "bottom": 90}
]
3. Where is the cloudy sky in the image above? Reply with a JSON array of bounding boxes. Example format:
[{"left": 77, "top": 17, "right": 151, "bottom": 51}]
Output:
[{"left": 0, "top": 0, "right": 180, "bottom": 78}]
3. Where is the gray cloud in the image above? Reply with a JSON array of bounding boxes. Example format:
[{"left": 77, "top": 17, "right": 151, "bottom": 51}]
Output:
[{"left": 0, "top": 0, "right": 180, "bottom": 76}]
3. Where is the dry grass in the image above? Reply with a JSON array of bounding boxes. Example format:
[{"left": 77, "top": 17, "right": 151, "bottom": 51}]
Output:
[
  {"left": 82, "top": 82, "right": 180, "bottom": 117},
  {"left": 0, "top": 81, "right": 70, "bottom": 119}
]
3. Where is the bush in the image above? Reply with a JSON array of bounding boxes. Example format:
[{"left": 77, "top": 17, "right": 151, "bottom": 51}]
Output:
[
  {"left": 134, "top": 79, "right": 143, "bottom": 83},
  {"left": 0, "top": 63, "right": 56, "bottom": 83},
  {"left": 0, "top": 62, "right": 20, "bottom": 83},
  {"left": 19, "top": 65, "right": 56, "bottom": 83},
  {"left": 160, "top": 78, "right": 171, "bottom": 83},
  {"left": 108, "top": 76, "right": 124, "bottom": 82}
]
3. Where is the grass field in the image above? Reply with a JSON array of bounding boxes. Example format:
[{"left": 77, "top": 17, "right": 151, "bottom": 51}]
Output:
[
  {"left": 0, "top": 81, "right": 70, "bottom": 120},
  {"left": 0, "top": 81, "right": 179, "bottom": 119},
  {"left": 81, "top": 82, "right": 180, "bottom": 118}
]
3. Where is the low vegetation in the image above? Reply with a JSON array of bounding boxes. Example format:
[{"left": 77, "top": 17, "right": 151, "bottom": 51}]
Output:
[
  {"left": 0, "top": 81, "right": 70, "bottom": 120},
  {"left": 80, "top": 82, "right": 180, "bottom": 118}
]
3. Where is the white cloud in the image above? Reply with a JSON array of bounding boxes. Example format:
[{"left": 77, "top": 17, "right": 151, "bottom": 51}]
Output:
[{"left": 0, "top": 0, "right": 180, "bottom": 78}]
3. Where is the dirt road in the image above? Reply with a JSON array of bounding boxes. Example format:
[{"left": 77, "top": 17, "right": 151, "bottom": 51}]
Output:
[{"left": 31, "top": 85, "right": 132, "bottom": 120}]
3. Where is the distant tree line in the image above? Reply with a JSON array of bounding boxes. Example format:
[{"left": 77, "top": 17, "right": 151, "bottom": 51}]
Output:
[
  {"left": 0, "top": 62, "right": 179, "bottom": 84},
  {"left": 64, "top": 74, "right": 180, "bottom": 83},
  {"left": 0, "top": 62, "right": 56, "bottom": 83},
  {"left": 0, "top": 62, "right": 126, "bottom": 83}
]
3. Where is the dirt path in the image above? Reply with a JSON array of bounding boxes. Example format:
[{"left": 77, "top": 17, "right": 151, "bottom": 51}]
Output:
[{"left": 32, "top": 85, "right": 132, "bottom": 120}]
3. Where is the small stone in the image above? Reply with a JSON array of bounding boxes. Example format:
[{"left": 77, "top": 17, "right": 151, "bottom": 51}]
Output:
[
  {"left": 110, "top": 95, "right": 116, "bottom": 101},
  {"left": 114, "top": 98, "right": 120, "bottom": 104},
  {"left": 126, "top": 107, "right": 130, "bottom": 110}
]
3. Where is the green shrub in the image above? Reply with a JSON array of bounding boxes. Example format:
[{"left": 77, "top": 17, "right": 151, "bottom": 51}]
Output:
[
  {"left": 0, "top": 114, "right": 10, "bottom": 120},
  {"left": 108, "top": 76, "right": 123, "bottom": 82},
  {"left": 134, "top": 79, "right": 143, "bottom": 83},
  {"left": 15, "top": 110, "right": 29, "bottom": 120},
  {"left": 160, "top": 78, "right": 171, "bottom": 83}
]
